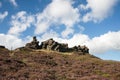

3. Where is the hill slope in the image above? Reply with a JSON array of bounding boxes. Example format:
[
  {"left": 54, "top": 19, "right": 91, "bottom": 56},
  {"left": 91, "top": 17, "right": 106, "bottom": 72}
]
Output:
[{"left": 0, "top": 48, "right": 120, "bottom": 80}]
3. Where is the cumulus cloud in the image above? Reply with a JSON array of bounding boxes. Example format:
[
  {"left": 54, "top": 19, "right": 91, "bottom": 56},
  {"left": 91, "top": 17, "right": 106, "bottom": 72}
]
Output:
[
  {"left": 0, "top": 11, "right": 8, "bottom": 22},
  {"left": 35, "top": 13, "right": 50, "bottom": 34},
  {"left": 8, "top": 0, "right": 80, "bottom": 38},
  {"left": 54, "top": 33, "right": 90, "bottom": 47},
  {"left": 35, "top": 0, "right": 80, "bottom": 37},
  {"left": 40, "top": 30, "right": 59, "bottom": 41},
  {"left": 61, "top": 28, "right": 74, "bottom": 38},
  {"left": 8, "top": 11, "right": 35, "bottom": 36},
  {"left": 80, "top": 0, "right": 118, "bottom": 23},
  {"left": 86, "top": 31, "right": 120, "bottom": 54},
  {"left": 9, "top": 0, "right": 18, "bottom": 7},
  {"left": 0, "top": 34, "right": 24, "bottom": 49}
]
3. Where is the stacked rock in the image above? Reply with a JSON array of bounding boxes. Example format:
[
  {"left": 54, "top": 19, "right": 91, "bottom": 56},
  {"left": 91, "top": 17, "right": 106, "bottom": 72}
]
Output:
[
  {"left": 40, "top": 38, "right": 68, "bottom": 52},
  {"left": 25, "top": 36, "right": 89, "bottom": 54},
  {"left": 25, "top": 36, "right": 39, "bottom": 49}
]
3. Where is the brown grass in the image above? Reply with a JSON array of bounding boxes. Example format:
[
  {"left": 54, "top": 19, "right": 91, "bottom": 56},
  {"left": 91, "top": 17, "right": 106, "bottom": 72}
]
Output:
[{"left": 0, "top": 48, "right": 120, "bottom": 80}]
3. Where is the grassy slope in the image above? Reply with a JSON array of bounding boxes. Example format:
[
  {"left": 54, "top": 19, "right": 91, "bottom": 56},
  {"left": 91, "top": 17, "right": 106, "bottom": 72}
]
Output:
[{"left": 0, "top": 48, "right": 120, "bottom": 80}]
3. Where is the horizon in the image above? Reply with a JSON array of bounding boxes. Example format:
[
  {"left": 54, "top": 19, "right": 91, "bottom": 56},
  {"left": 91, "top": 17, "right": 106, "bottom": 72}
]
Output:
[{"left": 0, "top": 0, "right": 120, "bottom": 61}]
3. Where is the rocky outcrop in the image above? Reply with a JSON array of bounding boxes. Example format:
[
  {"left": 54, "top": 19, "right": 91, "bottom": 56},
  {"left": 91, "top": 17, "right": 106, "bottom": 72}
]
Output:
[
  {"left": 72, "top": 45, "right": 89, "bottom": 53},
  {"left": 40, "top": 38, "right": 68, "bottom": 52},
  {"left": 40, "top": 38, "right": 89, "bottom": 54},
  {"left": 25, "top": 36, "right": 89, "bottom": 54},
  {"left": 25, "top": 36, "right": 39, "bottom": 49}
]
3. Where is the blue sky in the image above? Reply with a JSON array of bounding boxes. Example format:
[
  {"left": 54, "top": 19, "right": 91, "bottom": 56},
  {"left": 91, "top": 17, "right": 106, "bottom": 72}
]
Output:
[{"left": 0, "top": 0, "right": 120, "bottom": 61}]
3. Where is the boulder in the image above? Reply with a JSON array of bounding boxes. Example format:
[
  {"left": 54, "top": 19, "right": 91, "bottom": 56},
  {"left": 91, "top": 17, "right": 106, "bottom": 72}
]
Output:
[
  {"left": 51, "top": 42, "right": 58, "bottom": 50},
  {"left": 40, "top": 38, "right": 69, "bottom": 52},
  {"left": 57, "top": 43, "right": 68, "bottom": 52},
  {"left": 25, "top": 36, "right": 39, "bottom": 49},
  {"left": 80, "top": 45, "right": 89, "bottom": 53},
  {"left": 40, "top": 38, "right": 54, "bottom": 49}
]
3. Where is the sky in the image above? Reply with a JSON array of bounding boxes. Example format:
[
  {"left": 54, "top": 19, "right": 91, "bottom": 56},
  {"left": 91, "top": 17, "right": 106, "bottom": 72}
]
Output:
[{"left": 0, "top": 0, "right": 120, "bottom": 61}]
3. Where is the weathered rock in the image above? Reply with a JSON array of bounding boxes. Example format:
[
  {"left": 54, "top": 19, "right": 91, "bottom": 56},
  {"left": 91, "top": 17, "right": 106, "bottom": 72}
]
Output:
[
  {"left": 51, "top": 42, "right": 58, "bottom": 50},
  {"left": 40, "top": 38, "right": 54, "bottom": 49},
  {"left": 40, "top": 38, "right": 69, "bottom": 52},
  {"left": 80, "top": 45, "right": 89, "bottom": 53},
  {"left": 25, "top": 36, "right": 39, "bottom": 49},
  {"left": 24, "top": 37, "right": 89, "bottom": 54},
  {"left": 57, "top": 43, "right": 68, "bottom": 52}
]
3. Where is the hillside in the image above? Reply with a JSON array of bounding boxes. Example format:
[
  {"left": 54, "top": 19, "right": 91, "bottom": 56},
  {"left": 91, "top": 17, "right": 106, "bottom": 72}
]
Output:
[{"left": 0, "top": 47, "right": 120, "bottom": 80}]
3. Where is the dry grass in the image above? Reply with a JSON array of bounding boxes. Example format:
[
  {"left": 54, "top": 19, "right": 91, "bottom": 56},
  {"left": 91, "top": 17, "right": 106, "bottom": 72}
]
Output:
[{"left": 0, "top": 48, "right": 120, "bottom": 80}]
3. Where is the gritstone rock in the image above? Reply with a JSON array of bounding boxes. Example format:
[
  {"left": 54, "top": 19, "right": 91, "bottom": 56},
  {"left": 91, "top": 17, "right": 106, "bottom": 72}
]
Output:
[
  {"left": 25, "top": 36, "right": 89, "bottom": 54},
  {"left": 25, "top": 36, "right": 39, "bottom": 49}
]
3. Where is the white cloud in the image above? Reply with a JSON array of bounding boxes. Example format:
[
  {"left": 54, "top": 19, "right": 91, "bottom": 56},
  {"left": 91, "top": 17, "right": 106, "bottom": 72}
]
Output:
[
  {"left": 86, "top": 31, "right": 120, "bottom": 54},
  {"left": 7, "top": 0, "right": 80, "bottom": 38},
  {"left": 61, "top": 28, "right": 74, "bottom": 38},
  {"left": 78, "top": 25, "right": 85, "bottom": 33},
  {"left": 80, "top": 0, "right": 118, "bottom": 23},
  {"left": 54, "top": 34, "right": 89, "bottom": 48},
  {"left": 8, "top": 11, "right": 35, "bottom": 36},
  {"left": 35, "top": 0, "right": 80, "bottom": 37},
  {"left": 0, "top": 11, "right": 8, "bottom": 22},
  {"left": 9, "top": 0, "right": 18, "bottom": 7},
  {"left": 40, "top": 30, "right": 59, "bottom": 41},
  {"left": 35, "top": 13, "right": 50, "bottom": 34},
  {"left": 46, "top": 0, "right": 80, "bottom": 27},
  {"left": 0, "top": 34, "right": 25, "bottom": 50}
]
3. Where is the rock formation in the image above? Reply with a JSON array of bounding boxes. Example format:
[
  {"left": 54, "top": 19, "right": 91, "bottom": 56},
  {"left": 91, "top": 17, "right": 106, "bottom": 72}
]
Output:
[
  {"left": 25, "top": 36, "right": 39, "bottom": 49},
  {"left": 25, "top": 36, "right": 89, "bottom": 54},
  {"left": 40, "top": 38, "right": 68, "bottom": 52}
]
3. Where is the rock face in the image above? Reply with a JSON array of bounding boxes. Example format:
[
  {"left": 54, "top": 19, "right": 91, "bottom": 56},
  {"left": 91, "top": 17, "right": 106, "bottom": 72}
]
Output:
[
  {"left": 25, "top": 36, "right": 89, "bottom": 54},
  {"left": 73, "top": 45, "right": 89, "bottom": 53},
  {"left": 40, "top": 38, "right": 89, "bottom": 54},
  {"left": 40, "top": 38, "right": 68, "bottom": 52},
  {"left": 25, "top": 36, "right": 39, "bottom": 49}
]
